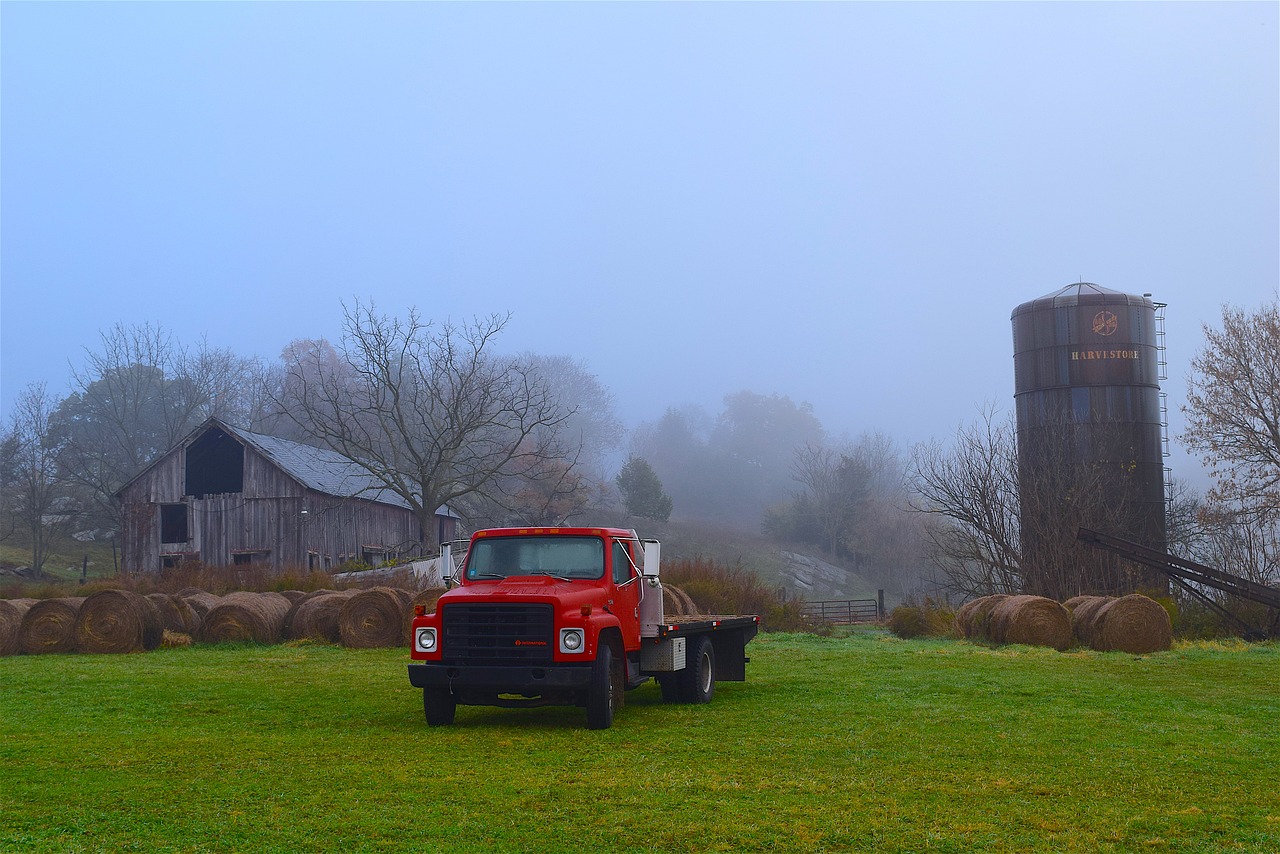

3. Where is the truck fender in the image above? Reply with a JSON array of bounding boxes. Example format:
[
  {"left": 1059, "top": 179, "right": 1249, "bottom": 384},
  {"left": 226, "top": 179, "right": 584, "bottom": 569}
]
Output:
[{"left": 589, "top": 619, "right": 624, "bottom": 659}]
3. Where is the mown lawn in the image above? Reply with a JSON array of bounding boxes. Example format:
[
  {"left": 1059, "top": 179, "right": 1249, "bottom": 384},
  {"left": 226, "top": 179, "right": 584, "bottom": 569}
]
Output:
[{"left": 1, "top": 631, "right": 1276, "bottom": 853}]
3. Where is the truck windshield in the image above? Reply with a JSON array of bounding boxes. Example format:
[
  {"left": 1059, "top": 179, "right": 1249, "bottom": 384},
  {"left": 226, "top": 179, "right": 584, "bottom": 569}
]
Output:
[{"left": 464, "top": 536, "right": 604, "bottom": 581}]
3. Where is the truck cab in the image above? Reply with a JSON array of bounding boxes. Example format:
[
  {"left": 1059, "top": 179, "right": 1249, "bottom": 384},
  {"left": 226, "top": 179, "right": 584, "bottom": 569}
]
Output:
[{"left": 407, "top": 526, "right": 758, "bottom": 729}]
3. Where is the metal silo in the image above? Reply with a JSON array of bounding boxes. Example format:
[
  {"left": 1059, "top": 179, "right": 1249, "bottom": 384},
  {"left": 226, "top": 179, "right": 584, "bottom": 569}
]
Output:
[{"left": 1011, "top": 283, "right": 1167, "bottom": 596}]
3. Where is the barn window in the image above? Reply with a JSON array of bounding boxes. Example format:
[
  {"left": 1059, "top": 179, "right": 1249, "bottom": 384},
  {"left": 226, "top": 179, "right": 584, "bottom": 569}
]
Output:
[
  {"left": 186, "top": 427, "right": 245, "bottom": 498},
  {"left": 160, "top": 503, "right": 189, "bottom": 543},
  {"left": 232, "top": 550, "right": 270, "bottom": 566}
]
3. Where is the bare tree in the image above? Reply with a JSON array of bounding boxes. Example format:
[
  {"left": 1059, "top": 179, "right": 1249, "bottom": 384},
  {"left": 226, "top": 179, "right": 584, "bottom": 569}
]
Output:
[
  {"left": 912, "top": 404, "right": 1166, "bottom": 600},
  {"left": 1016, "top": 423, "right": 1162, "bottom": 598},
  {"left": 1183, "top": 299, "right": 1280, "bottom": 509},
  {"left": 502, "top": 455, "right": 595, "bottom": 527},
  {"left": 1192, "top": 498, "right": 1280, "bottom": 587},
  {"left": 2, "top": 384, "right": 69, "bottom": 575},
  {"left": 252, "top": 338, "right": 350, "bottom": 440},
  {"left": 1177, "top": 299, "right": 1280, "bottom": 593},
  {"left": 276, "top": 302, "right": 576, "bottom": 552},
  {"left": 522, "top": 354, "right": 624, "bottom": 478},
  {"left": 840, "top": 433, "right": 928, "bottom": 592},
  {"left": 50, "top": 322, "right": 259, "bottom": 531},
  {"left": 909, "top": 406, "right": 1023, "bottom": 597},
  {"left": 790, "top": 442, "right": 870, "bottom": 556}
]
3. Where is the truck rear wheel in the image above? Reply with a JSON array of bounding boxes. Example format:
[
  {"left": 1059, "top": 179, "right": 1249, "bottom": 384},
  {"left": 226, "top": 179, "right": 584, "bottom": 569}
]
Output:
[
  {"left": 423, "top": 688, "right": 456, "bottom": 726},
  {"left": 676, "top": 636, "right": 715, "bottom": 703},
  {"left": 586, "top": 642, "right": 622, "bottom": 729}
]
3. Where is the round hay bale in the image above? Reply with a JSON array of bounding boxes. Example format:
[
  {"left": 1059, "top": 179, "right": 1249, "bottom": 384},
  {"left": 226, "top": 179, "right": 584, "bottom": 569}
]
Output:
[
  {"left": 282, "top": 589, "right": 337, "bottom": 636},
  {"left": 988, "top": 595, "right": 1073, "bottom": 651},
  {"left": 954, "top": 594, "right": 1010, "bottom": 640},
  {"left": 953, "top": 598, "right": 983, "bottom": 638},
  {"left": 178, "top": 590, "right": 222, "bottom": 620},
  {"left": 75, "top": 590, "right": 164, "bottom": 654},
  {"left": 1066, "top": 595, "right": 1114, "bottom": 647},
  {"left": 146, "top": 593, "right": 199, "bottom": 634},
  {"left": 284, "top": 590, "right": 356, "bottom": 643},
  {"left": 411, "top": 588, "right": 446, "bottom": 615},
  {"left": 196, "top": 591, "right": 291, "bottom": 644},
  {"left": 0, "top": 599, "right": 36, "bottom": 656},
  {"left": 19, "top": 597, "right": 86, "bottom": 655},
  {"left": 662, "top": 584, "right": 698, "bottom": 617},
  {"left": 339, "top": 587, "right": 411, "bottom": 648},
  {"left": 1091, "top": 593, "right": 1172, "bottom": 654},
  {"left": 277, "top": 589, "right": 307, "bottom": 604}
]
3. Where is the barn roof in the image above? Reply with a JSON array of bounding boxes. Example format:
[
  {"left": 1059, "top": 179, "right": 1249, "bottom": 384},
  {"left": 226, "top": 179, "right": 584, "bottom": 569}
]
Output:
[
  {"left": 216, "top": 422, "right": 410, "bottom": 509},
  {"left": 118, "top": 417, "right": 457, "bottom": 518},
  {"left": 220, "top": 422, "right": 459, "bottom": 517}
]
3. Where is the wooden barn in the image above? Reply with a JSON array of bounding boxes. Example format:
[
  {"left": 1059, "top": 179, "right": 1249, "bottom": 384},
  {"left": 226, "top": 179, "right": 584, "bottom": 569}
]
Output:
[{"left": 116, "top": 418, "right": 458, "bottom": 573}]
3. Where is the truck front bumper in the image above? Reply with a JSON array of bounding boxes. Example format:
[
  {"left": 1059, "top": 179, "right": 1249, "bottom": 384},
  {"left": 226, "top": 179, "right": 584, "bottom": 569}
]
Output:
[{"left": 408, "top": 661, "right": 593, "bottom": 694}]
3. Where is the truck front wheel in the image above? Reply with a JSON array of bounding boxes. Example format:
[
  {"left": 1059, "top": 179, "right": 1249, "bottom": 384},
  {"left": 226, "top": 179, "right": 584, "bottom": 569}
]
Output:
[
  {"left": 423, "top": 688, "right": 456, "bottom": 726},
  {"left": 586, "top": 642, "right": 623, "bottom": 729},
  {"left": 676, "top": 636, "right": 716, "bottom": 704}
]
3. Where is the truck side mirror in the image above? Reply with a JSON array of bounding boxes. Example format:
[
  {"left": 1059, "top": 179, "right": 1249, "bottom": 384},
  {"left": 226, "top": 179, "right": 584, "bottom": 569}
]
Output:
[{"left": 641, "top": 540, "right": 661, "bottom": 578}]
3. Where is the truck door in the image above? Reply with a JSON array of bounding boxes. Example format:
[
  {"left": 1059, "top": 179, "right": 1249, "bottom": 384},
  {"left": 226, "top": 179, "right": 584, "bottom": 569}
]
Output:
[{"left": 610, "top": 539, "right": 643, "bottom": 649}]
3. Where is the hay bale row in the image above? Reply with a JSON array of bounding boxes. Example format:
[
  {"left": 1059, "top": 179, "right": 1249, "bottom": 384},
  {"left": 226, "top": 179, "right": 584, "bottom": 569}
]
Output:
[
  {"left": 955, "top": 592, "right": 1172, "bottom": 653},
  {"left": 3, "top": 581, "right": 750, "bottom": 656},
  {"left": 955, "top": 594, "right": 1071, "bottom": 650},
  {"left": 1065, "top": 593, "right": 1172, "bottom": 654}
]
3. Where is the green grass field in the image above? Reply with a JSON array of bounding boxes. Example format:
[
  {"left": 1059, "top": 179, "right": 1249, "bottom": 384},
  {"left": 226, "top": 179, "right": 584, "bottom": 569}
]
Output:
[{"left": 2, "top": 630, "right": 1276, "bottom": 853}]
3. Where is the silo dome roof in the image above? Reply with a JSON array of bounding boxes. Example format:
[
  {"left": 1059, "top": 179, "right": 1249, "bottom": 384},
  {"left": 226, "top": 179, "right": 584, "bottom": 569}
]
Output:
[{"left": 1012, "top": 282, "right": 1152, "bottom": 317}]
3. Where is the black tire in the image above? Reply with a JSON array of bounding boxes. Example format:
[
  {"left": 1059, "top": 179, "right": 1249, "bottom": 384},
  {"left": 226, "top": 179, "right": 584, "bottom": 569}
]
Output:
[
  {"left": 676, "top": 636, "right": 715, "bottom": 704},
  {"left": 423, "top": 688, "right": 456, "bottom": 726},
  {"left": 586, "top": 642, "right": 623, "bottom": 729}
]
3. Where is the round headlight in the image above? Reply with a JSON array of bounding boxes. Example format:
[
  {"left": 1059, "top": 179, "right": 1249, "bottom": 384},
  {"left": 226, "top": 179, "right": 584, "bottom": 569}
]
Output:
[
  {"left": 563, "top": 630, "right": 582, "bottom": 651},
  {"left": 416, "top": 628, "right": 437, "bottom": 652}
]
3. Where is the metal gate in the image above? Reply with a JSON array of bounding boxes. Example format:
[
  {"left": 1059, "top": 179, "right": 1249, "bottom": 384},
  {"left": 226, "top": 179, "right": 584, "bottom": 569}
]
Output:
[{"left": 802, "top": 597, "right": 882, "bottom": 625}]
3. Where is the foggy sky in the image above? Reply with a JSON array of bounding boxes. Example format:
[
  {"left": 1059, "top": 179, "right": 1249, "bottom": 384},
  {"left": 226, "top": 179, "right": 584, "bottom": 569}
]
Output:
[{"left": 2, "top": 2, "right": 1276, "bottom": 489}]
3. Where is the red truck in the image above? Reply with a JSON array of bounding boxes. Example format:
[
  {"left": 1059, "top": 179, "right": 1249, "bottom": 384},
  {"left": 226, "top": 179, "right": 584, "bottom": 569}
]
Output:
[{"left": 407, "top": 526, "right": 759, "bottom": 729}]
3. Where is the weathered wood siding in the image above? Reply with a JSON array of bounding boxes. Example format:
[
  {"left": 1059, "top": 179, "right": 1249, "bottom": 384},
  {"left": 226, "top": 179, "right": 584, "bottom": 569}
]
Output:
[{"left": 118, "top": 433, "right": 422, "bottom": 572}]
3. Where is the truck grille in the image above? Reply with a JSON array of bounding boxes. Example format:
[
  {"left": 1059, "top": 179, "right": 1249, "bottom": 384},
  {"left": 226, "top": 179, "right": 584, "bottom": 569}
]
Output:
[{"left": 441, "top": 603, "right": 554, "bottom": 664}]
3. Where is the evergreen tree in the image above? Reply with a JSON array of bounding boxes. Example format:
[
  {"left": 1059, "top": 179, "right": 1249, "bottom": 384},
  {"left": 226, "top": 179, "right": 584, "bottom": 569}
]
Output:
[{"left": 615, "top": 456, "right": 673, "bottom": 521}]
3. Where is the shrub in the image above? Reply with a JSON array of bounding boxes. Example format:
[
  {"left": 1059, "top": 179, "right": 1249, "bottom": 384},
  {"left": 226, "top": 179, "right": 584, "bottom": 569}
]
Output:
[
  {"left": 661, "top": 556, "right": 807, "bottom": 632},
  {"left": 888, "top": 597, "right": 956, "bottom": 639},
  {"left": 1172, "top": 595, "right": 1274, "bottom": 641},
  {"left": 888, "top": 604, "right": 927, "bottom": 638}
]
